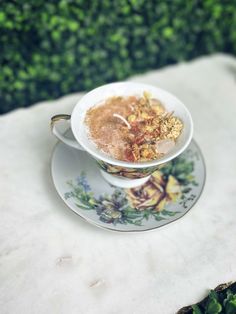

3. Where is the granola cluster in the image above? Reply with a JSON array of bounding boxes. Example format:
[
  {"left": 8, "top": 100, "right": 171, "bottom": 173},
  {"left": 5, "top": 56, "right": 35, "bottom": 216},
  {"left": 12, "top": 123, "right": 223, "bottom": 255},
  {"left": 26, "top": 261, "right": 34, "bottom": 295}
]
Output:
[{"left": 120, "top": 92, "right": 183, "bottom": 161}]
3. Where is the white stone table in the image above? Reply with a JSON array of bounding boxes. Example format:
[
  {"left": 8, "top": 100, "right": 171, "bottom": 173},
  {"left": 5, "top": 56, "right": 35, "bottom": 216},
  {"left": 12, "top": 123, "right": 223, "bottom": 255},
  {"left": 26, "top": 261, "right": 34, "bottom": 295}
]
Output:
[{"left": 1, "top": 54, "right": 236, "bottom": 314}]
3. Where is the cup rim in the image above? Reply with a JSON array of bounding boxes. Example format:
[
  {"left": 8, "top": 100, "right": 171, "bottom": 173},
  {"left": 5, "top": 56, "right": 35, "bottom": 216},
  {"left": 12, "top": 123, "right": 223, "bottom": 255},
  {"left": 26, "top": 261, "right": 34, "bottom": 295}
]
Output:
[{"left": 71, "top": 82, "right": 194, "bottom": 168}]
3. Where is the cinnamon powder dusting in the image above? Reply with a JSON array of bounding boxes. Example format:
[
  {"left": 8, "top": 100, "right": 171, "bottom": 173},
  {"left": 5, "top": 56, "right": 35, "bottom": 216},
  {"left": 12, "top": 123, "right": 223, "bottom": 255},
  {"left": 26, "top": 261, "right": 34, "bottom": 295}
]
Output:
[{"left": 85, "top": 93, "right": 183, "bottom": 162}]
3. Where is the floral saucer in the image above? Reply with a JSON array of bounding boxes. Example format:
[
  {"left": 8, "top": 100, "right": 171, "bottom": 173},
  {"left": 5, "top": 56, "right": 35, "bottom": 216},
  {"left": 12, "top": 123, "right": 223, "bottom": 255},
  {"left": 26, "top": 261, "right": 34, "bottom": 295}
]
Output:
[{"left": 51, "top": 138, "right": 206, "bottom": 232}]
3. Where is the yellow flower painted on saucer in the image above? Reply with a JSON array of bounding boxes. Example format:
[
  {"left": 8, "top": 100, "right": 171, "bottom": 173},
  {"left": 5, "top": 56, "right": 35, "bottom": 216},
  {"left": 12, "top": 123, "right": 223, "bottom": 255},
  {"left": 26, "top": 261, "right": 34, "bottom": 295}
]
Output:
[
  {"left": 166, "top": 175, "right": 181, "bottom": 202},
  {"left": 126, "top": 171, "right": 182, "bottom": 212}
]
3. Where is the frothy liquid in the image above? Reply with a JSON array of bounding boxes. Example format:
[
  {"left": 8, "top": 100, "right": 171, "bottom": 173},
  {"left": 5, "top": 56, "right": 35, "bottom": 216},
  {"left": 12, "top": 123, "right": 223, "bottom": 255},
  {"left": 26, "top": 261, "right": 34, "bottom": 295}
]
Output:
[{"left": 85, "top": 96, "right": 135, "bottom": 160}]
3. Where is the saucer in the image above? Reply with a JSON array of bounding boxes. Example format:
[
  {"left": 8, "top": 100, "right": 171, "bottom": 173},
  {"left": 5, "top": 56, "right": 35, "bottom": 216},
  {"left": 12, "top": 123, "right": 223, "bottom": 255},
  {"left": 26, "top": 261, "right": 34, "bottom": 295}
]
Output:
[{"left": 51, "top": 138, "right": 206, "bottom": 232}]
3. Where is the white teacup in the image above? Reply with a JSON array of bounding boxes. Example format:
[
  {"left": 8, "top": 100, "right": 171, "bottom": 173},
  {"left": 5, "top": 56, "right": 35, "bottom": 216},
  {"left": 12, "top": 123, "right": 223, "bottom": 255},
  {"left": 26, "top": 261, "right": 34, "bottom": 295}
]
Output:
[{"left": 51, "top": 82, "right": 193, "bottom": 188}]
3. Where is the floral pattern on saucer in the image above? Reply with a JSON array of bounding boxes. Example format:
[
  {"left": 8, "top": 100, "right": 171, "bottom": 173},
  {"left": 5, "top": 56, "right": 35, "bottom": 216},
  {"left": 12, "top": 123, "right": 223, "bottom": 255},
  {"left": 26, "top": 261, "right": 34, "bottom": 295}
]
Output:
[
  {"left": 96, "top": 159, "right": 160, "bottom": 179},
  {"left": 65, "top": 153, "right": 198, "bottom": 226}
]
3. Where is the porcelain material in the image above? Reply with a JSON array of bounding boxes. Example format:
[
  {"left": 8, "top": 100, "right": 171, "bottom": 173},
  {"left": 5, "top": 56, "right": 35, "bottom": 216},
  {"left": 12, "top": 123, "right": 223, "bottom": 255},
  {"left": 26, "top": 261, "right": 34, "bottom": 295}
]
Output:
[
  {"left": 51, "top": 138, "right": 205, "bottom": 232},
  {"left": 100, "top": 170, "right": 151, "bottom": 188},
  {"left": 51, "top": 82, "right": 193, "bottom": 187}
]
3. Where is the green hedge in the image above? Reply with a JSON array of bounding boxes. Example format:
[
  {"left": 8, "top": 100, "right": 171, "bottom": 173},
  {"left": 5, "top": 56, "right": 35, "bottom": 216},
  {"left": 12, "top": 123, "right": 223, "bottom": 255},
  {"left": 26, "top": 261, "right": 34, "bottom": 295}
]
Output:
[{"left": 0, "top": 0, "right": 236, "bottom": 114}]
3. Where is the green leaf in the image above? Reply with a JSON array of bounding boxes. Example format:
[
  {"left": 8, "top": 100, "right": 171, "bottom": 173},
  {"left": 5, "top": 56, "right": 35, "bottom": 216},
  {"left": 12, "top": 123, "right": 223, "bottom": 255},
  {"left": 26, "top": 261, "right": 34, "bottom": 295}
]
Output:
[
  {"left": 224, "top": 290, "right": 236, "bottom": 314},
  {"left": 0, "top": 11, "right": 6, "bottom": 23},
  {"left": 192, "top": 304, "right": 203, "bottom": 314},
  {"left": 143, "top": 211, "right": 150, "bottom": 220},
  {"left": 133, "top": 219, "right": 142, "bottom": 226},
  {"left": 75, "top": 203, "right": 92, "bottom": 210},
  {"left": 182, "top": 187, "right": 192, "bottom": 193},
  {"left": 161, "top": 210, "right": 179, "bottom": 216},
  {"left": 68, "top": 20, "right": 79, "bottom": 32},
  {"left": 225, "top": 299, "right": 236, "bottom": 314},
  {"left": 124, "top": 210, "right": 143, "bottom": 219},
  {"left": 52, "top": 30, "right": 61, "bottom": 41},
  {"left": 209, "top": 290, "right": 219, "bottom": 301},
  {"left": 14, "top": 81, "right": 25, "bottom": 90},
  {"left": 162, "top": 27, "right": 174, "bottom": 39},
  {"left": 153, "top": 214, "right": 166, "bottom": 221},
  {"left": 206, "top": 298, "right": 222, "bottom": 314}
]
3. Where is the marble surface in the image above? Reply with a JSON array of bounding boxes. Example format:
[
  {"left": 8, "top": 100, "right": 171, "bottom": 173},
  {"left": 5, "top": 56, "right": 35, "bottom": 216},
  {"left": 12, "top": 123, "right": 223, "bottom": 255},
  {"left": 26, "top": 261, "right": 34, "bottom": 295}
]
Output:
[{"left": 1, "top": 54, "right": 236, "bottom": 314}]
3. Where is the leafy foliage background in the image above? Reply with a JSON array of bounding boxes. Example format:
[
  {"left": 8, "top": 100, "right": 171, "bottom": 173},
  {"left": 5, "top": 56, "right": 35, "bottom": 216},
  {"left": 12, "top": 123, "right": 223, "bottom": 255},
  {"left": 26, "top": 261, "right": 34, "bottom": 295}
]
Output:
[{"left": 0, "top": 0, "right": 235, "bottom": 114}]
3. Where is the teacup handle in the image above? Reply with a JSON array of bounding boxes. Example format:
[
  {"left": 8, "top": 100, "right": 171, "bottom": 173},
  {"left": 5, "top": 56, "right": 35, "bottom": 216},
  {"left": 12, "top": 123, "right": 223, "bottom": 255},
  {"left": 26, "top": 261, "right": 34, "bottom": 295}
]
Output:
[{"left": 51, "top": 114, "right": 84, "bottom": 150}]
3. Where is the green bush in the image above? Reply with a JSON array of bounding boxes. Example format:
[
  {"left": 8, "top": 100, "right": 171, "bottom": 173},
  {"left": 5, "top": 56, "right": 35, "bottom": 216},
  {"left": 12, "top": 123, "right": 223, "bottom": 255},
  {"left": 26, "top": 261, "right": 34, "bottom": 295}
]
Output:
[{"left": 0, "top": 0, "right": 236, "bottom": 114}]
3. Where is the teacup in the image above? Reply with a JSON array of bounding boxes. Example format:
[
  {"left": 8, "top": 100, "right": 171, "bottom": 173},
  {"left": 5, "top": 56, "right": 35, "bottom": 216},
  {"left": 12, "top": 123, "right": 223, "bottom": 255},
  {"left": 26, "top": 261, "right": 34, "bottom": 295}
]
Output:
[{"left": 51, "top": 82, "right": 193, "bottom": 188}]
